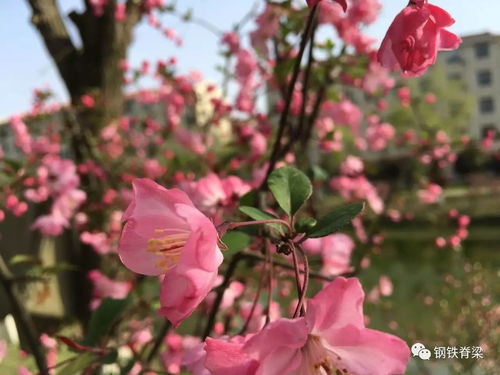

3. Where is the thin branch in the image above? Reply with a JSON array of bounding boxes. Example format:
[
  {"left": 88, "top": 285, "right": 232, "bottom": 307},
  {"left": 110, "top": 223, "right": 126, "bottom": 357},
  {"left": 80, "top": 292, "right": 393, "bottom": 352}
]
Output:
[
  {"left": 202, "top": 253, "right": 244, "bottom": 339},
  {"left": 294, "top": 21, "right": 317, "bottom": 143},
  {"left": 238, "top": 259, "right": 266, "bottom": 335},
  {"left": 260, "top": 4, "right": 320, "bottom": 188},
  {"left": 144, "top": 320, "right": 171, "bottom": 365},
  {"left": 241, "top": 251, "right": 332, "bottom": 282},
  {"left": 264, "top": 242, "right": 273, "bottom": 325},
  {"left": 0, "top": 254, "right": 49, "bottom": 375},
  {"left": 293, "top": 245, "right": 309, "bottom": 317}
]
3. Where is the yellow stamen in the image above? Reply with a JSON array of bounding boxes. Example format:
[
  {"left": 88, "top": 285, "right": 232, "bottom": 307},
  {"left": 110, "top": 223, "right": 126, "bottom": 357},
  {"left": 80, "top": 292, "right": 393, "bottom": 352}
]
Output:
[{"left": 147, "top": 231, "right": 189, "bottom": 272}]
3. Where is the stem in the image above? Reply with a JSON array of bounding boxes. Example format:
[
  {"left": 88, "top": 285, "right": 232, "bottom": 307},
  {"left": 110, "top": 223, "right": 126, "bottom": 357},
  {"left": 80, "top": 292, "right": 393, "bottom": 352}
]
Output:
[
  {"left": 265, "top": 243, "right": 273, "bottom": 325},
  {"left": 202, "top": 253, "right": 243, "bottom": 339},
  {"left": 144, "top": 320, "right": 171, "bottom": 365},
  {"left": 261, "top": 4, "right": 320, "bottom": 187},
  {"left": 0, "top": 254, "right": 49, "bottom": 375},
  {"left": 294, "top": 20, "right": 317, "bottom": 143},
  {"left": 293, "top": 245, "right": 309, "bottom": 318},
  {"left": 290, "top": 244, "right": 304, "bottom": 317},
  {"left": 239, "top": 259, "right": 266, "bottom": 335},
  {"left": 241, "top": 251, "right": 332, "bottom": 282}
]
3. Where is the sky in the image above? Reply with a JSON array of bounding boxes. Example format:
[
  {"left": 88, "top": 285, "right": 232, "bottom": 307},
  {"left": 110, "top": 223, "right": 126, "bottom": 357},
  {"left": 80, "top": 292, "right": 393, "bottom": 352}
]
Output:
[{"left": 1, "top": 0, "right": 500, "bottom": 119}]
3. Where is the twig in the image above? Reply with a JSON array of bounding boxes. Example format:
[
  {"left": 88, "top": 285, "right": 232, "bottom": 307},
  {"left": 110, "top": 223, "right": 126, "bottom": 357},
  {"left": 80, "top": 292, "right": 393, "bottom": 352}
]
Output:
[
  {"left": 264, "top": 243, "right": 273, "bottom": 325},
  {"left": 0, "top": 254, "right": 49, "bottom": 375},
  {"left": 294, "top": 20, "right": 317, "bottom": 144},
  {"left": 238, "top": 257, "right": 267, "bottom": 335},
  {"left": 241, "top": 251, "right": 332, "bottom": 282},
  {"left": 290, "top": 243, "right": 305, "bottom": 317},
  {"left": 260, "top": 4, "right": 320, "bottom": 187},
  {"left": 202, "top": 253, "right": 244, "bottom": 339},
  {"left": 144, "top": 320, "right": 171, "bottom": 365},
  {"left": 293, "top": 245, "right": 309, "bottom": 317}
]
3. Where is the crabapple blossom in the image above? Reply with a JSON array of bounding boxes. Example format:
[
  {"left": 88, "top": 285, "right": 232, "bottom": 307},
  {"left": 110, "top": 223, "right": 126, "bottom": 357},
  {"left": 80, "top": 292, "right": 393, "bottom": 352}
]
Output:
[
  {"left": 118, "top": 178, "right": 223, "bottom": 326},
  {"left": 205, "top": 278, "right": 410, "bottom": 375},
  {"left": 377, "top": 0, "right": 461, "bottom": 76}
]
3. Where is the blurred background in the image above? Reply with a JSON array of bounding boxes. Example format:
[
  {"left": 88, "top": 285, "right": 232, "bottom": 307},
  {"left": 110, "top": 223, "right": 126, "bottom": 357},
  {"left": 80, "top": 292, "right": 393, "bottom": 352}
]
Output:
[{"left": 0, "top": 1, "right": 499, "bottom": 374}]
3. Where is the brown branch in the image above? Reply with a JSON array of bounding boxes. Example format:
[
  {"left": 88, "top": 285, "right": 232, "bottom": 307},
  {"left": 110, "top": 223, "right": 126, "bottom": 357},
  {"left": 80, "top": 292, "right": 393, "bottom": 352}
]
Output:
[
  {"left": 260, "top": 4, "right": 320, "bottom": 188},
  {"left": 202, "top": 253, "right": 244, "bottom": 339},
  {"left": 27, "top": 0, "right": 78, "bottom": 94},
  {"left": 0, "top": 254, "right": 49, "bottom": 375}
]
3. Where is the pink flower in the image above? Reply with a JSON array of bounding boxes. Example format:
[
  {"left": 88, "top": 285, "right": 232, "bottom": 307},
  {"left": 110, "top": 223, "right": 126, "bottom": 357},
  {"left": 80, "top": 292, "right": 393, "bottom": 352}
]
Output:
[
  {"left": 118, "top": 179, "right": 223, "bottom": 326},
  {"left": 377, "top": 0, "right": 461, "bottom": 77},
  {"left": 115, "top": 3, "right": 126, "bottom": 22},
  {"left": 88, "top": 270, "right": 132, "bottom": 310},
  {"left": 307, "top": 0, "right": 347, "bottom": 12},
  {"left": 205, "top": 278, "right": 410, "bottom": 375},
  {"left": 80, "top": 94, "right": 95, "bottom": 108},
  {"left": 31, "top": 213, "right": 69, "bottom": 236},
  {"left": 81, "top": 231, "right": 111, "bottom": 255},
  {"left": 222, "top": 32, "right": 240, "bottom": 54},
  {"left": 340, "top": 155, "right": 364, "bottom": 175},
  {"left": 379, "top": 276, "right": 393, "bottom": 297},
  {"left": 418, "top": 183, "right": 442, "bottom": 204},
  {"left": 303, "top": 233, "right": 355, "bottom": 276}
]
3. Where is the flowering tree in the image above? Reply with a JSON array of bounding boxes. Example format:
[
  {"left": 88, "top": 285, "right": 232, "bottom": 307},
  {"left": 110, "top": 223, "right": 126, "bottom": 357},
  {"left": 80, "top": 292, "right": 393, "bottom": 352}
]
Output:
[{"left": 1, "top": 1, "right": 497, "bottom": 374}]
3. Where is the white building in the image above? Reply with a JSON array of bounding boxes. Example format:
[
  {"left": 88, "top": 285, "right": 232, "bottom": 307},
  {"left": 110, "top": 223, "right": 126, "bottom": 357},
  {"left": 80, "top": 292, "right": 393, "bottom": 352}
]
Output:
[{"left": 439, "top": 32, "right": 500, "bottom": 139}]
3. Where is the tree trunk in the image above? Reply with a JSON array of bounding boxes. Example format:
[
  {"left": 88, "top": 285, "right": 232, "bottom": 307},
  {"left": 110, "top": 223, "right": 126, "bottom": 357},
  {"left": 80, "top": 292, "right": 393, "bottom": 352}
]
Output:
[{"left": 25, "top": 0, "right": 143, "bottom": 323}]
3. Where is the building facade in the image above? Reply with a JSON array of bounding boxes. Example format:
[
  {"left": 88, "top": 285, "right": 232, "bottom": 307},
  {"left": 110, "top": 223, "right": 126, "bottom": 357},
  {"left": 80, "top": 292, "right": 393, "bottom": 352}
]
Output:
[{"left": 439, "top": 32, "right": 500, "bottom": 140}]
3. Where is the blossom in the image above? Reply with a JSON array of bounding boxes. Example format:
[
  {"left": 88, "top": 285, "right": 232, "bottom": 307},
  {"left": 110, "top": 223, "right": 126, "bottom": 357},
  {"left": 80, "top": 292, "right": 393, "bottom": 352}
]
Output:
[
  {"left": 303, "top": 233, "right": 355, "bottom": 276},
  {"left": 118, "top": 178, "right": 223, "bottom": 326},
  {"left": 417, "top": 183, "right": 442, "bottom": 204},
  {"left": 307, "top": 0, "right": 347, "bottom": 12},
  {"left": 205, "top": 277, "right": 410, "bottom": 375},
  {"left": 377, "top": 0, "right": 461, "bottom": 77},
  {"left": 88, "top": 270, "right": 132, "bottom": 309}
]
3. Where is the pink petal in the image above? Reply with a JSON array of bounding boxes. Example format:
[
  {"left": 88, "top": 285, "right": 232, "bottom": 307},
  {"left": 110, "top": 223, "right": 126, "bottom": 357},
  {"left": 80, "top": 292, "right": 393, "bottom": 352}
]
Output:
[
  {"left": 175, "top": 203, "right": 223, "bottom": 272},
  {"left": 205, "top": 338, "right": 258, "bottom": 375},
  {"left": 439, "top": 29, "right": 462, "bottom": 50},
  {"left": 307, "top": 277, "right": 365, "bottom": 335},
  {"left": 325, "top": 325, "right": 410, "bottom": 375},
  {"left": 428, "top": 4, "right": 455, "bottom": 27},
  {"left": 159, "top": 266, "right": 218, "bottom": 327}
]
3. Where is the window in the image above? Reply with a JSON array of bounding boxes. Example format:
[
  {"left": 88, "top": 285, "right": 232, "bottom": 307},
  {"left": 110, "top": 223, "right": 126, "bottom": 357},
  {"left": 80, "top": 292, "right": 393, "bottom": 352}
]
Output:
[
  {"left": 477, "top": 70, "right": 492, "bottom": 86},
  {"left": 446, "top": 54, "right": 465, "bottom": 65},
  {"left": 479, "top": 97, "right": 494, "bottom": 114},
  {"left": 475, "top": 42, "right": 490, "bottom": 58}
]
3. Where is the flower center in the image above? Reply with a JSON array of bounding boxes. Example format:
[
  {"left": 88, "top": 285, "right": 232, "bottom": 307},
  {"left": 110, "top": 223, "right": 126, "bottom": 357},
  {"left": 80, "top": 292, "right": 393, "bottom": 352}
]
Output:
[
  {"left": 146, "top": 229, "right": 190, "bottom": 271},
  {"left": 302, "top": 335, "right": 351, "bottom": 375}
]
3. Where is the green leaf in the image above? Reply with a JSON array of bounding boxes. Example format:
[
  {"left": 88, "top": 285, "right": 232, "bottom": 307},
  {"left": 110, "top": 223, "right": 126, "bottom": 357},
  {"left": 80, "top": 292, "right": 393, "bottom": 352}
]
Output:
[
  {"left": 83, "top": 298, "right": 129, "bottom": 346},
  {"left": 268, "top": 167, "right": 312, "bottom": 216},
  {"left": 306, "top": 202, "right": 364, "bottom": 238},
  {"left": 295, "top": 217, "right": 317, "bottom": 233},
  {"left": 58, "top": 353, "right": 95, "bottom": 374},
  {"left": 221, "top": 231, "right": 251, "bottom": 258},
  {"left": 239, "top": 206, "right": 277, "bottom": 221},
  {"left": 239, "top": 206, "right": 282, "bottom": 232},
  {"left": 9, "top": 255, "right": 42, "bottom": 266}
]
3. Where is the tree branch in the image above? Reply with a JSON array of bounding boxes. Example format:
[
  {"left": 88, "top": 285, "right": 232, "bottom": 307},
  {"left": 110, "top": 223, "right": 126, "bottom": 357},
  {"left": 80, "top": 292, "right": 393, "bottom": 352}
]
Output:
[
  {"left": 26, "top": 0, "right": 78, "bottom": 94},
  {"left": 0, "top": 254, "right": 49, "bottom": 375}
]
